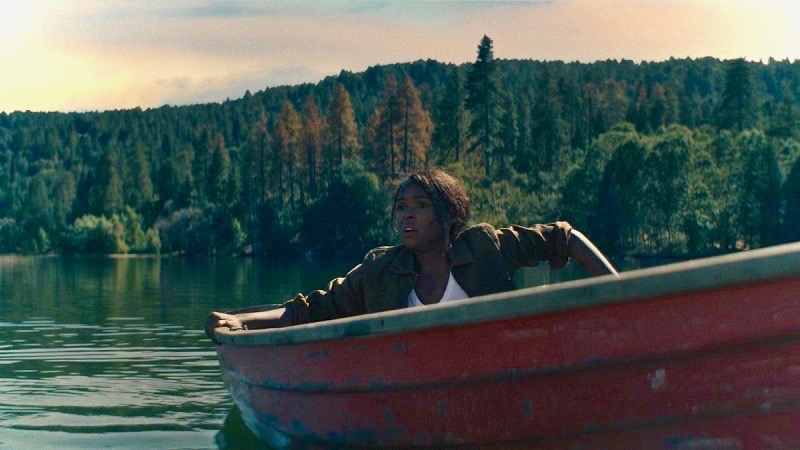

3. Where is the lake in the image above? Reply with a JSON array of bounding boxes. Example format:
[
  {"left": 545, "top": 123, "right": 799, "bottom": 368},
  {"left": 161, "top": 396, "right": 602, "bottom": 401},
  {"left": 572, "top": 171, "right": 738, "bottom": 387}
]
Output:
[{"left": 0, "top": 254, "right": 650, "bottom": 448}]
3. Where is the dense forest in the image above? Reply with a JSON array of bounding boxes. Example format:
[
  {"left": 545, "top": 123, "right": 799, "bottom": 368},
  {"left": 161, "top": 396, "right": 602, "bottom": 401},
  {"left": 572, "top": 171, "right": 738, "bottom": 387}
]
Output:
[{"left": 1, "top": 36, "right": 799, "bottom": 257}]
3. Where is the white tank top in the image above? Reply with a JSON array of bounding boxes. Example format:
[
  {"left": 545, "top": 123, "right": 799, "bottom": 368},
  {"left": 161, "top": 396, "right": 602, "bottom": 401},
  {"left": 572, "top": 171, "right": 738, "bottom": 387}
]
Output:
[{"left": 408, "top": 271, "right": 469, "bottom": 307}]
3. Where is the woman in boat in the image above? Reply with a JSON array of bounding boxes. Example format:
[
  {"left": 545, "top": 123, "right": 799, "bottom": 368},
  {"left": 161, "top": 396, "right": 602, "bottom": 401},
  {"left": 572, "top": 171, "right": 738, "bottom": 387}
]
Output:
[{"left": 206, "top": 168, "right": 617, "bottom": 339}]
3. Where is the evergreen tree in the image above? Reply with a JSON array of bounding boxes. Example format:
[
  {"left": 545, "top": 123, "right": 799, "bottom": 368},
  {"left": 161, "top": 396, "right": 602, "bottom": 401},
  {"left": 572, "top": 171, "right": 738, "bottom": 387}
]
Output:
[
  {"left": 89, "top": 150, "right": 123, "bottom": 217},
  {"left": 465, "top": 35, "right": 503, "bottom": 176},
  {"left": 192, "top": 126, "right": 216, "bottom": 205},
  {"left": 595, "top": 135, "right": 649, "bottom": 253},
  {"left": 769, "top": 85, "right": 799, "bottom": 138},
  {"left": 302, "top": 95, "right": 325, "bottom": 200},
  {"left": 646, "top": 83, "right": 679, "bottom": 131},
  {"left": 557, "top": 76, "right": 589, "bottom": 150},
  {"left": 513, "top": 93, "right": 533, "bottom": 173},
  {"left": 126, "top": 142, "right": 154, "bottom": 212},
  {"left": 275, "top": 101, "right": 302, "bottom": 209},
  {"left": 397, "top": 75, "right": 433, "bottom": 173},
  {"left": 498, "top": 94, "right": 517, "bottom": 174},
  {"left": 630, "top": 83, "right": 650, "bottom": 131},
  {"left": 206, "top": 134, "right": 230, "bottom": 206},
  {"left": 736, "top": 130, "right": 782, "bottom": 247},
  {"left": 643, "top": 126, "right": 692, "bottom": 250},
  {"left": 326, "top": 83, "right": 360, "bottom": 170},
  {"left": 365, "top": 76, "right": 401, "bottom": 179},
  {"left": 717, "top": 59, "right": 758, "bottom": 131},
  {"left": 432, "top": 67, "right": 467, "bottom": 163},
  {"left": 51, "top": 170, "right": 76, "bottom": 229},
  {"left": 248, "top": 111, "right": 270, "bottom": 205},
  {"left": 22, "top": 174, "right": 54, "bottom": 236},
  {"left": 531, "top": 67, "right": 566, "bottom": 173}
]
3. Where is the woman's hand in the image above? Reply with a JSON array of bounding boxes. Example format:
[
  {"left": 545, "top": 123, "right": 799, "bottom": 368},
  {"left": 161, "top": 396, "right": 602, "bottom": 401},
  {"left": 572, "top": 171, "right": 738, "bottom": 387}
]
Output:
[
  {"left": 209, "top": 311, "right": 244, "bottom": 330},
  {"left": 205, "top": 307, "right": 291, "bottom": 344},
  {"left": 205, "top": 312, "right": 244, "bottom": 344}
]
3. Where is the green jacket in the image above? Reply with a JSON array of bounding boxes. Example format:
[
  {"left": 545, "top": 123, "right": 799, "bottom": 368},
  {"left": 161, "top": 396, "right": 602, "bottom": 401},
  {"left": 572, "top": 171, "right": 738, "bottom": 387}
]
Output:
[{"left": 284, "top": 222, "right": 573, "bottom": 324}]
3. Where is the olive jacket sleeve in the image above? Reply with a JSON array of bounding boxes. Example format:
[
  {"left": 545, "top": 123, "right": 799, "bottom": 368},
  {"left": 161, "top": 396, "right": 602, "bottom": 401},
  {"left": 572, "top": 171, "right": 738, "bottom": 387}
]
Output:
[
  {"left": 282, "top": 261, "right": 369, "bottom": 325},
  {"left": 493, "top": 221, "right": 573, "bottom": 273}
]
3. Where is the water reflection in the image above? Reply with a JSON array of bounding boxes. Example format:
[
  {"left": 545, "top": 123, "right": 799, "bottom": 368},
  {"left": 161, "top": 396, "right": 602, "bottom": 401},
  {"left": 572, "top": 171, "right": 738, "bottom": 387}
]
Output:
[
  {"left": 215, "top": 406, "right": 270, "bottom": 450},
  {"left": 0, "top": 255, "right": 357, "bottom": 449}
]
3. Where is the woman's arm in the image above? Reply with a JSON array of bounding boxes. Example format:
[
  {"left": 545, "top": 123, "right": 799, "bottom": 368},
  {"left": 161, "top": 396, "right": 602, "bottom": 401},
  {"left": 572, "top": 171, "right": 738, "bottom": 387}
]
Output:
[
  {"left": 205, "top": 259, "right": 371, "bottom": 343},
  {"left": 568, "top": 229, "right": 619, "bottom": 277},
  {"left": 205, "top": 307, "right": 292, "bottom": 343}
]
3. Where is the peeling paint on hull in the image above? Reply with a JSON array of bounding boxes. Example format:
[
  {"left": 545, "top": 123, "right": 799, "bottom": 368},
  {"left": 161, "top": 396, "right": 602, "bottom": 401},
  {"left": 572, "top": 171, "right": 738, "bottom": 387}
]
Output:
[{"left": 214, "top": 242, "right": 800, "bottom": 447}]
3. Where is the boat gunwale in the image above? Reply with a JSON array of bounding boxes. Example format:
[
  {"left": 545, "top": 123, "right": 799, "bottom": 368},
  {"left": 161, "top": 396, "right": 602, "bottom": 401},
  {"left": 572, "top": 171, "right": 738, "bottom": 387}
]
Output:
[{"left": 214, "top": 241, "right": 800, "bottom": 347}]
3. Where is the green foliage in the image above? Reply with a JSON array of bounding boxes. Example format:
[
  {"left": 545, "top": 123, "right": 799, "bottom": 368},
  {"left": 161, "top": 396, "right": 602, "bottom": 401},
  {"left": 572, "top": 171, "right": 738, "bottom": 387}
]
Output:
[
  {"left": 65, "top": 215, "right": 126, "bottom": 254},
  {"left": 432, "top": 67, "right": 467, "bottom": 163},
  {"left": 465, "top": 35, "right": 503, "bottom": 176},
  {"left": 717, "top": 59, "right": 758, "bottom": 131},
  {"left": 734, "top": 130, "right": 783, "bottom": 247},
  {"left": 156, "top": 208, "right": 213, "bottom": 255},
  {"left": 0, "top": 218, "right": 24, "bottom": 253},
  {"left": 784, "top": 154, "right": 800, "bottom": 242},
  {"left": 1, "top": 39, "right": 799, "bottom": 257},
  {"left": 300, "top": 160, "right": 390, "bottom": 256}
]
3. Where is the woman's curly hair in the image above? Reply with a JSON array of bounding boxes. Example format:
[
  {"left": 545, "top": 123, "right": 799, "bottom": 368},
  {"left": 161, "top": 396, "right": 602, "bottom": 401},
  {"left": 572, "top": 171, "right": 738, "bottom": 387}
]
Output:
[{"left": 393, "top": 168, "right": 471, "bottom": 246}]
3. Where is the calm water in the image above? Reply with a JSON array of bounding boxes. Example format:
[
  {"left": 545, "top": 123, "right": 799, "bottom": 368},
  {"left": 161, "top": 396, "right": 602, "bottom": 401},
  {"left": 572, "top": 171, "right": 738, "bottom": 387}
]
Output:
[
  {"left": 0, "top": 256, "right": 360, "bottom": 449},
  {"left": 0, "top": 255, "right": 650, "bottom": 449}
]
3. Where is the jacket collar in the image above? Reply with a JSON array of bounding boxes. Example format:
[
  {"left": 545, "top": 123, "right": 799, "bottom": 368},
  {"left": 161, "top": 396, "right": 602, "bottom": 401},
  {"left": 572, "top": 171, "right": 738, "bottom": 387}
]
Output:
[{"left": 390, "top": 238, "right": 475, "bottom": 274}]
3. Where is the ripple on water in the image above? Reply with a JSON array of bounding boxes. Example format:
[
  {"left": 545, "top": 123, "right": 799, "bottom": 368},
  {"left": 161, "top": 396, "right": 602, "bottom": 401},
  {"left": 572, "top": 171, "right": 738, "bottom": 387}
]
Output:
[{"left": 1, "top": 321, "right": 229, "bottom": 446}]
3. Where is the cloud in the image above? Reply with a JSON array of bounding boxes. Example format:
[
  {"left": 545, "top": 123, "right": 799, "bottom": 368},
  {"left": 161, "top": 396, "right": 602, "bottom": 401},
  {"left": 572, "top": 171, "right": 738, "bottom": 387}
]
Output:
[
  {"left": 149, "top": 65, "right": 326, "bottom": 108},
  {"left": 3, "top": 0, "right": 798, "bottom": 112}
]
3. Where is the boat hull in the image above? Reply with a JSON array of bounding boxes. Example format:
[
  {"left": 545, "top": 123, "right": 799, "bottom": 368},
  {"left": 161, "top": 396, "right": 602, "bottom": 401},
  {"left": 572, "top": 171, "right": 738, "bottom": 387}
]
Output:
[{"left": 214, "top": 244, "right": 800, "bottom": 447}]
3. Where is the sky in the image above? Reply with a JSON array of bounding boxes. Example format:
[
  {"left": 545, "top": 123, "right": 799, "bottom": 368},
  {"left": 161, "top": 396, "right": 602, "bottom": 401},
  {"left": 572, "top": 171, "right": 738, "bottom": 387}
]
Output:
[{"left": 1, "top": 0, "right": 798, "bottom": 113}]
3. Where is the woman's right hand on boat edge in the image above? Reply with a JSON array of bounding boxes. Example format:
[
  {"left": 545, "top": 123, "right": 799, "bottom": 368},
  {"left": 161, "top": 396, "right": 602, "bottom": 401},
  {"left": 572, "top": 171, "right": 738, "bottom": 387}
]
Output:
[{"left": 205, "top": 311, "right": 243, "bottom": 344}]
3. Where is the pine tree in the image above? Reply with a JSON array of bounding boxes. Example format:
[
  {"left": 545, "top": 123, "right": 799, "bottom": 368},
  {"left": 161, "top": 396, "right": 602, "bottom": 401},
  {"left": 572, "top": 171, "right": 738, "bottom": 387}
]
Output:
[
  {"left": 465, "top": 35, "right": 503, "bottom": 177},
  {"left": 207, "top": 134, "right": 230, "bottom": 207},
  {"left": 397, "top": 75, "right": 433, "bottom": 173},
  {"left": 646, "top": 83, "right": 679, "bottom": 131},
  {"left": 432, "top": 67, "right": 467, "bottom": 163},
  {"left": 736, "top": 130, "right": 782, "bottom": 247},
  {"left": 302, "top": 95, "right": 325, "bottom": 199},
  {"left": 769, "top": 85, "right": 799, "bottom": 138},
  {"left": 274, "top": 101, "right": 302, "bottom": 210},
  {"left": 366, "top": 76, "right": 401, "bottom": 179},
  {"left": 531, "top": 66, "right": 565, "bottom": 172},
  {"left": 126, "top": 142, "right": 153, "bottom": 211},
  {"left": 513, "top": 93, "right": 533, "bottom": 173},
  {"left": 717, "top": 59, "right": 757, "bottom": 131},
  {"left": 326, "top": 83, "right": 360, "bottom": 171},
  {"left": 22, "top": 174, "right": 54, "bottom": 233},
  {"left": 499, "top": 94, "right": 517, "bottom": 175},
  {"left": 89, "top": 150, "right": 123, "bottom": 217},
  {"left": 249, "top": 111, "right": 270, "bottom": 205}
]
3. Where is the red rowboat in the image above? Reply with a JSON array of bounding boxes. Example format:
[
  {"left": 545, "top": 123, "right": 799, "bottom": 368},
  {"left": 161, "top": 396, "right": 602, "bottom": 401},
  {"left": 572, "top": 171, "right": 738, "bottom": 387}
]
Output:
[{"left": 213, "top": 242, "right": 800, "bottom": 448}]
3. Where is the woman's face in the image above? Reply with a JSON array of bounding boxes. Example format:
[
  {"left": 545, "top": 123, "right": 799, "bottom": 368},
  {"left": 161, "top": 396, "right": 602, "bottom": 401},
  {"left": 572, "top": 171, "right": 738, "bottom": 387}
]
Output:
[{"left": 394, "top": 182, "right": 444, "bottom": 253}]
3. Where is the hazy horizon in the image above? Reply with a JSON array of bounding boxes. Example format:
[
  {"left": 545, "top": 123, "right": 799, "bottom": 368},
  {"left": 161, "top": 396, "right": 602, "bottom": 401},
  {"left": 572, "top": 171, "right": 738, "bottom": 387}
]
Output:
[{"left": 2, "top": 0, "right": 798, "bottom": 114}]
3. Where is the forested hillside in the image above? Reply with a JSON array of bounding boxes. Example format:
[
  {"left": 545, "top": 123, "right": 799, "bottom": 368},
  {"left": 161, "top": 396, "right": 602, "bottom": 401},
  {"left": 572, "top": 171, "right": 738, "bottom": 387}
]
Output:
[{"left": 1, "top": 36, "right": 799, "bottom": 257}]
